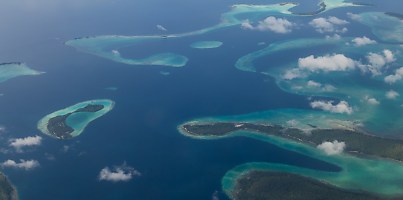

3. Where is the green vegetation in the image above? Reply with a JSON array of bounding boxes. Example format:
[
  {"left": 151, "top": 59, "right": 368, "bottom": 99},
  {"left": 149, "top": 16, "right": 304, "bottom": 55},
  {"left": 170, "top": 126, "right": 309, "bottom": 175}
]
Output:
[
  {"left": 234, "top": 171, "right": 399, "bottom": 200},
  {"left": 0, "top": 173, "right": 18, "bottom": 200},
  {"left": 181, "top": 122, "right": 403, "bottom": 161},
  {"left": 47, "top": 104, "right": 105, "bottom": 139}
]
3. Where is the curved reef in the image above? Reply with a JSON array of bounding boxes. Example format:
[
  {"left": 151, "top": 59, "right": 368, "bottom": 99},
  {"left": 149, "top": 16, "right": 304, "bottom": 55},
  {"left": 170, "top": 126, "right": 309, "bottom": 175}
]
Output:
[
  {"left": 38, "top": 99, "right": 114, "bottom": 139},
  {"left": 0, "top": 62, "right": 44, "bottom": 83},
  {"left": 65, "top": 0, "right": 357, "bottom": 67},
  {"left": 190, "top": 41, "right": 223, "bottom": 49},
  {"left": 0, "top": 173, "right": 18, "bottom": 200}
]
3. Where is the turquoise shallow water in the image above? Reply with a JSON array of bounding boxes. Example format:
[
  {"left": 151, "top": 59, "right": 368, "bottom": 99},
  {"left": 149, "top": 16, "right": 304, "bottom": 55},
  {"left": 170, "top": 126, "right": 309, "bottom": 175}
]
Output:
[
  {"left": 0, "top": 63, "right": 43, "bottom": 83},
  {"left": 190, "top": 41, "right": 223, "bottom": 49},
  {"left": 37, "top": 99, "right": 115, "bottom": 138}
]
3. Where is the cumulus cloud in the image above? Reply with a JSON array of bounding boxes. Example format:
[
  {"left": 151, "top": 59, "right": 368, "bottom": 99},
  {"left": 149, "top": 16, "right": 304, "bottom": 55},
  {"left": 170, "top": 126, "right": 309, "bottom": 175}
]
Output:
[
  {"left": 307, "top": 80, "right": 336, "bottom": 92},
  {"left": 307, "top": 80, "right": 321, "bottom": 88},
  {"left": 363, "top": 95, "right": 380, "bottom": 105},
  {"left": 1, "top": 159, "right": 40, "bottom": 170},
  {"left": 9, "top": 135, "right": 42, "bottom": 150},
  {"left": 386, "top": 90, "right": 399, "bottom": 99},
  {"left": 156, "top": 24, "right": 167, "bottom": 31},
  {"left": 325, "top": 34, "right": 341, "bottom": 40},
  {"left": 99, "top": 163, "right": 141, "bottom": 182},
  {"left": 317, "top": 140, "right": 346, "bottom": 155},
  {"left": 298, "top": 54, "right": 356, "bottom": 72},
  {"left": 367, "top": 50, "right": 395, "bottom": 68},
  {"left": 347, "top": 12, "right": 361, "bottom": 21},
  {"left": 310, "top": 100, "right": 353, "bottom": 114},
  {"left": 385, "top": 67, "right": 403, "bottom": 84},
  {"left": 241, "top": 17, "right": 295, "bottom": 33},
  {"left": 282, "top": 68, "right": 305, "bottom": 80},
  {"left": 241, "top": 20, "right": 254, "bottom": 29},
  {"left": 352, "top": 36, "right": 376, "bottom": 46},
  {"left": 309, "top": 16, "right": 349, "bottom": 33},
  {"left": 359, "top": 49, "right": 396, "bottom": 76}
]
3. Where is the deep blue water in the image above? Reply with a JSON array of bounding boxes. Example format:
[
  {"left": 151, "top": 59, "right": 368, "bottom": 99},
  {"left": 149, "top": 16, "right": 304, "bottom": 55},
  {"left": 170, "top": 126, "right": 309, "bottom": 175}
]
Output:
[{"left": 0, "top": 0, "right": 400, "bottom": 199}]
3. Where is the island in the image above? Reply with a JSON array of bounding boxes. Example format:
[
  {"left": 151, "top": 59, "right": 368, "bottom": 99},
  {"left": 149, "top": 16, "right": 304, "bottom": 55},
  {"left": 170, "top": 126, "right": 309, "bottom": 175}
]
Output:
[
  {"left": 385, "top": 12, "right": 403, "bottom": 20},
  {"left": 0, "top": 62, "right": 44, "bottom": 83},
  {"left": 38, "top": 99, "right": 114, "bottom": 139},
  {"left": 0, "top": 173, "right": 18, "bottom": 200},
  {"left": 233, "top": 170, "right": 399, "bottom": 200},
  {"left": 179, "top": 122, "right": 403, "bottom": 162}
]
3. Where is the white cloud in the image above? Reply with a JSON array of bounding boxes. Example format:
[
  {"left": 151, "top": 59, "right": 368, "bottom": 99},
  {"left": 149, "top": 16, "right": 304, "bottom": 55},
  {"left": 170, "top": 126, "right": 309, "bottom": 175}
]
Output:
[
  {"left": 282, "top": 68, "right": 305, "bottom": 80},
  {"left": 383, "top": 49, "right": 396, "bottom": 63},
  {"left": 317, "top": 140, "right": 346, "bottom": 155},
  {"left": 347, "top": 12, "right": 361, "bottom": 21},
  {"left": 1, "top": 159, "right": 40, "bottom": 170},
  {"left": 325, "top": 34, "right": 341, "bottom": 40},
  {"left": 99, "top": 163, "right": 141, "bottom": 182},
  {"left": 298, "top": 54, "right": 356, "bottom": 72},
  {"left": 323, "top": 84, "right": 337, "bottom": 92},
  {"left": 156, "top": 24, "right": 167, "bottom": 31},
  {"left": 307, "top": 80, "right": 322, "bottom": 88},
  {"left": 306, "top": 81, "right": 336, "bottom": 92},
  {"left": 327, "top": 16, "right": 349, "bottom": 25},
  {"left": 367, "top": 50, "right": 395, "bottom": 68},
  {"left": 242, "top": 17, "right": 295, "bottom": 33},
  {"left": 310, "top": 100, "right": 353, "bottom": 114},
  {"left": 241, "top": 20, "right": 254, "bottom": 29},
  {"left": 385, "top": 67, "right": 403, "bottom": 84},
  {"left": 359, "top": 50, "right": 396, "bottom": 76},
  {"left": 352, "top": 36, "right": 376, "bottom": 46},
  {"left": 309, "top": 16, "right": 349, "bottom": 33},
  {"left": 386, "top": 90, "right": 399, "bottom": 99},
  {"left": 9, "top": 135, "right": 42, "bottom": 150},
  {"left": 364, "top": 95, "right": 380, "bottom": 105},
  {"left": 111, "top": 50, "right": 120, "bottom": 55}
]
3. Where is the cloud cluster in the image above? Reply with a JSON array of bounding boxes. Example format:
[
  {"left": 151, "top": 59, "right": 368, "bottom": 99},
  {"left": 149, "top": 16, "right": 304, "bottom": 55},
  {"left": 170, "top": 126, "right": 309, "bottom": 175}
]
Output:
[
  {"left": 309, "top": 16, "right": 349, "bottom": 33},
  {"left": 9, "top": 135, "right": 42, "bottom": 150},
  {"left": 385, "top": 67, "right": 403, "bottom": 84},
  {"left": 317, "top": 140, "right": 346, "bottom": 155},
  {"left": 310, "top": 100, "right": 353, "bottom": 114},
  {"left": 352, "top": 36, "right": 376, "bottom": 46},
  {"left": 386, "top": 90, "right": 399, "bottom": 99},
  {"left": 99, "top": 164, "right": 141, "bottom": 182},
  {"left": 1, "top": 159, "right": 40, "bottom": 170},
  {"left": 358, "top": 49, "right": 396, "bottom": 76},
  {"left": 241, "top": 17, "right": 295, "bottom": 33},
  {"left": 325, "top": 34, "right": 341, "bottom": 40},
  {"left": 298, "top": 54, "right": 356, "bottom": 72}
]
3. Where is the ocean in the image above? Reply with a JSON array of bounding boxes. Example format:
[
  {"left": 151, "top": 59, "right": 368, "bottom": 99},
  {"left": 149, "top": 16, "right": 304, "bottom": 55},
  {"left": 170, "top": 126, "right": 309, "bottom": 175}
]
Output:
[{"left": 0, "top": 0, "right": 401, "bottom": 199}]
